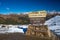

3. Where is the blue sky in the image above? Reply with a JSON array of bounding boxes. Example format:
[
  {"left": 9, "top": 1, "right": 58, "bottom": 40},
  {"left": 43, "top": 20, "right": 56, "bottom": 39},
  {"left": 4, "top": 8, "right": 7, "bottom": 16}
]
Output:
[{"left": 0, "top": 0, "right": 60, "bottom": 14}]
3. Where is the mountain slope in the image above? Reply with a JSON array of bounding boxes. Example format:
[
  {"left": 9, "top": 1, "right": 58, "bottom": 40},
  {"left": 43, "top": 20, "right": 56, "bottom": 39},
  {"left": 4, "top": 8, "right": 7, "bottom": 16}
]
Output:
[{"left": 45, "top": 15, "right": 60, "bottom": 35}]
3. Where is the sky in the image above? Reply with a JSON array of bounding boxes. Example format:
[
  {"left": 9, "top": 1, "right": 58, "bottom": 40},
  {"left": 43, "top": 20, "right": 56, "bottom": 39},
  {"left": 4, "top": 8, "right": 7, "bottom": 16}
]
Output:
[{"left": 0, "top": 0, "right": 60, "bottom": 14}]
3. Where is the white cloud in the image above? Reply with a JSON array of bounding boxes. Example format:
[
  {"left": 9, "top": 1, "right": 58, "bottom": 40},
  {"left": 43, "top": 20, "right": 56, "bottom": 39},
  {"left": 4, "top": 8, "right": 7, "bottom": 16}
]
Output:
[{"left": 6, "top": 7, "right": 10, "bottom": 10}]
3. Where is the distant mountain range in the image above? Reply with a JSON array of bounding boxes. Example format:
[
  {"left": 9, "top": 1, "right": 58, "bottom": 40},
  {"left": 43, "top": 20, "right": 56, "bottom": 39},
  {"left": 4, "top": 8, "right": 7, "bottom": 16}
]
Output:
[
  {"left": 0, "top": 14, "right": 30, "bottom": 24},
  {"left": 0, "top": 12, "right": 60, "bottom": 24}
]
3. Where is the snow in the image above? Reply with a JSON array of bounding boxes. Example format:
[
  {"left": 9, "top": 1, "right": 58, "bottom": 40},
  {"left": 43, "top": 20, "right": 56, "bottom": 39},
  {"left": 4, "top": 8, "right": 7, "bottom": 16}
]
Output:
[
  {"left": 48, "top": 26, "right": 57, "bottom": 30},
  {"left": 56, "top": 33, "right": 60, "bottom": 35},
  {"left": 44, "top": 15, "right": 60, "bottom": 35},
  {"left": 18, "top": 25, "right": 28, "bottom": 28},
  {"left": 0, "top": 25, "right": 28, "bottom": 33},
  {"left": 7, "top": 27, "right": 24, "bottom": 33}
]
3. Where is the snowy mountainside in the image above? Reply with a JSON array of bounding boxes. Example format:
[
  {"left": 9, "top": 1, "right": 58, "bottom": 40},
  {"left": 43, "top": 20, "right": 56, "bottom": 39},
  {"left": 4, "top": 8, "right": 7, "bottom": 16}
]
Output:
[{"left": 44, "top": 15, "right": 60, "bottom": 35}]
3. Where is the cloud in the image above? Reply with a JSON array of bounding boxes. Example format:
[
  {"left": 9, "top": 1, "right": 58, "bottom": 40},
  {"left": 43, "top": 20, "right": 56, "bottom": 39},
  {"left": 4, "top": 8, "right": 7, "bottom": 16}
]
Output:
[{"left": 6, "top": 7, "right": 10, "bottom": 10}]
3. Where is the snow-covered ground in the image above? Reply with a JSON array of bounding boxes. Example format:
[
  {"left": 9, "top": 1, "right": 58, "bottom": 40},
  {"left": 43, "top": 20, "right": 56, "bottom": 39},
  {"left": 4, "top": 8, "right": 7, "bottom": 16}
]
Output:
[
  {"left": 7, "top": 27, "right": 24, "bottom": 33},
  {"left": 0, "top": 25, "right": 28, "bottom": 34},
  {"left": 1, "top": 15, "right": 60, "bottom": 35},
  {"left": 44, "top": 15, "right": 60, "bottom": 35},
  {"left": 18, "top": 25, "right": 28, "bottom": 28}
]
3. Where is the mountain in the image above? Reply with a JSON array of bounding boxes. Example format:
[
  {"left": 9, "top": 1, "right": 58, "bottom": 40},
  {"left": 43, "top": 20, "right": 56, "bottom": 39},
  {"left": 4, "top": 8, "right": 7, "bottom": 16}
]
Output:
[
  {"left": 0, "top": 14, "right": 30, "bottom": 24},
  {"left": 0, "top": 12, "right": 60, "bottom": 24}
]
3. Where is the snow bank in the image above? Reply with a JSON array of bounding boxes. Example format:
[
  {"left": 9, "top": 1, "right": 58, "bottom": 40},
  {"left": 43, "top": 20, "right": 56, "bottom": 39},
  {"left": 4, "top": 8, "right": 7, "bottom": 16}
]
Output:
[
  {"left": 18, "top": 25, "right": 28, "bottom": 28},
  {"left": 7, "top": 27, "right": 24, "bottom": 33},
  {"left": 44, "top": 15, "right": 60, "bottom": 35}
]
